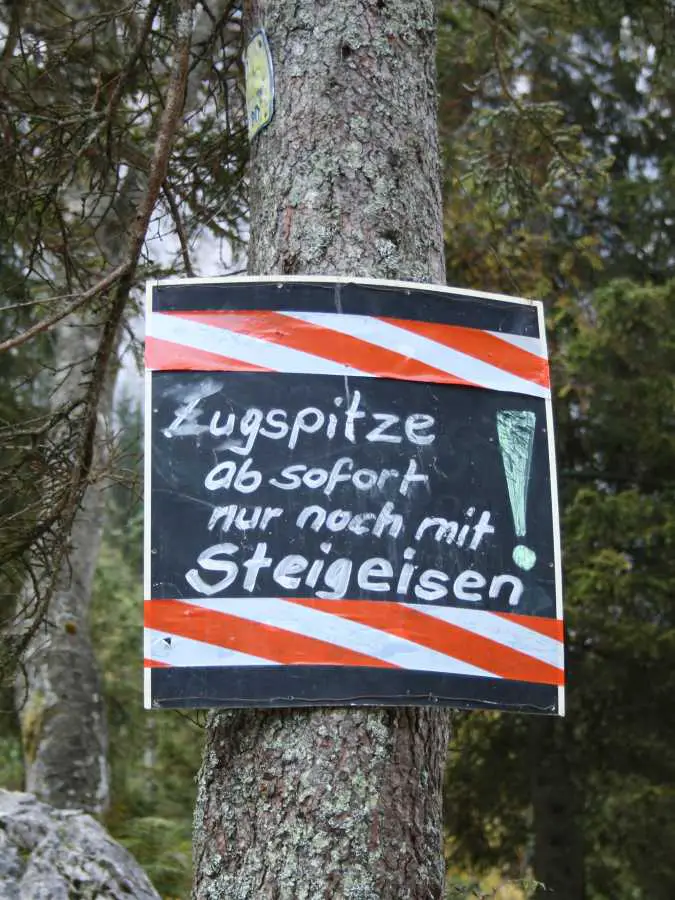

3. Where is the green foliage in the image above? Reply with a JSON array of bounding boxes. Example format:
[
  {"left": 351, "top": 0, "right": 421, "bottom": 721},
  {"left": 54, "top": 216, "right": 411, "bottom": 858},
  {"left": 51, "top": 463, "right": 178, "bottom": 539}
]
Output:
[
  {"left": 0, "top": 0, "right": 244, "bottom": 890},
  {"left": 556, "top": 285, "right": 675, "bottom": 898},
  {"left": 440, "top": 0, "right": 675, "bottom": 297},
  {"left": 439, "top": 1, "right": 675, "bottom": 897},
  {"left": 0, "top": 399, "right": 200, "bottom": 899},
  {"left": 1, "top": 2, "right": 673, "bottom": 897},
  {"left": 90, "top": 399, "right": 202, "bottom": 899},
  {"left": 444, "top": 294, "right": 675, "bottom": 896},
  {"left": 446, "top": 871, "right": 544, "bottom": 899},
  {"left": 0, "top": 0, "right": 248, "bottom": 708},
  {"left": 561, "top": 280, "right": 675, "bottom": 488},
  {"left": 112, "top": 816, "right": 192, "bottom": 900},
  {"left": 0, "top": 734, "right": 24, "bottom": 791},
  {"left": 0, "top": 250, "right": 53, "bottom": 717}
]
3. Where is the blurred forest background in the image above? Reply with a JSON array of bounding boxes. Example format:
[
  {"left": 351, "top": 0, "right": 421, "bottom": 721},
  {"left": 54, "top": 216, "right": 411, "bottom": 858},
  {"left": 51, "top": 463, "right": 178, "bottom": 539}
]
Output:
[{"left": 1, "top": 0, "right": 674, "bottom": 897}]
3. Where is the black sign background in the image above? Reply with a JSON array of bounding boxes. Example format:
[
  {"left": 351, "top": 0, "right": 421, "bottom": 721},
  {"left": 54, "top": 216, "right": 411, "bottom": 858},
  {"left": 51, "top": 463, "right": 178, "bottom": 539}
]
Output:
[
  {"left": 146, "top": 278, "right": 563, "bottom": 714},
  {"left": 150, "top": 372, "right": 555, "bottom": 616}
]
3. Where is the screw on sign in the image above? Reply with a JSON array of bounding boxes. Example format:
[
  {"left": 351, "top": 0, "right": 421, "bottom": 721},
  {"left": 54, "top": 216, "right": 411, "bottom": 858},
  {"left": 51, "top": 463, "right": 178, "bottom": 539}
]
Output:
[{"left": 143, "top": 277, "right": 565, "bottom": 715}]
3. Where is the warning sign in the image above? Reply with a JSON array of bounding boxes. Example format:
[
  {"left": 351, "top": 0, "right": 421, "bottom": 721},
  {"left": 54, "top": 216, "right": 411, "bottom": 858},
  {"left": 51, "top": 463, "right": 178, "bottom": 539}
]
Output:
[{"left": 144, "top": 277, "right": 564, "bottom": 714}]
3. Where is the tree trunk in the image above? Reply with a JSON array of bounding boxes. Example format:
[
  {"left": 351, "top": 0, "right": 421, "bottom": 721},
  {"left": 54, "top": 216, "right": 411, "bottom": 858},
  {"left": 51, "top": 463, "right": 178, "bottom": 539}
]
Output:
[
  {"left": 17, "top": 318, "right": 116, "bottom": 814},
  {"left": 15, "top": 0, "right": 209, "bottom": 812},
  {"left": 532, "top": 719, "right": 585, "bottom": 899},
  {"left": 193, "top": 2, "right": 450, "bottom": 898},
  {"left": 15, "top": 170, "right": 148, "bottom": 813}
]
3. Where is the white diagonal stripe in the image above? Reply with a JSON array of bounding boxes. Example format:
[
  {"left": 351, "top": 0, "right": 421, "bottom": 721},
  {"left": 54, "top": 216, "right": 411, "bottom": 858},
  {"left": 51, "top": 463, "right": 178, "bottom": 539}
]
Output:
[
  {"left": 175, "top": 597, "right": 499, "bottom": 678},
  {"left": 281, "top": 311, "right": 550, "bottom": 398},
  {"left": 148, "top": 311, "right": 370, "bottom": 377},
  {"left": 406, "top": 606, "right": 564, "bottom": 670},
  {"left": 486, "top": 331, "right": 547, "bottom": 358},
  {"left": 144, "top": 628, "right": 276, "bottom": 668}
]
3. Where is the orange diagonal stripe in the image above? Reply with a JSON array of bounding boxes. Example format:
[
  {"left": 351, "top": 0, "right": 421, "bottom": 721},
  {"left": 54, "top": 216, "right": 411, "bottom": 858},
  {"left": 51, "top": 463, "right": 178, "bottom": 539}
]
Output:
[
  {"left": 494, "top": 610, "right": 564, "bottom": 642},
  {"left": 382, "top": 317, "right": 550, "bottom": 388},
  {"left": 169, "top": 310, "right": 476, "bottom": 386},
  {"left": 143, "top": 657, "right": 170, "bottom": 668},
  {"left": 145, "top": 335, "right": 270, "bottom": 372},
  {"left": 144, "top": 599, "right": 397, "bottom": 669},
  {"left": 287, "top": 599, "right": 564, "bottom": 686}
]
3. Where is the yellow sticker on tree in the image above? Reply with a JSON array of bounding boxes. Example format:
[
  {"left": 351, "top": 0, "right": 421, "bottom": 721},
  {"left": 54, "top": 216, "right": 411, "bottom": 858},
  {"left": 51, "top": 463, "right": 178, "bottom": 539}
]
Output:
[{"left": 244, "top": 30, "right": 274, "bottom": 140}]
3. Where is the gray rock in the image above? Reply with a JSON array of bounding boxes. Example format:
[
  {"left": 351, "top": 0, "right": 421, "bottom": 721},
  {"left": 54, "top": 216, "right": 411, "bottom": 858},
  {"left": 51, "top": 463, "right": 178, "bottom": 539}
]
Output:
[{"left": 0, "top": 790, "right": 160, "bottom": 900}]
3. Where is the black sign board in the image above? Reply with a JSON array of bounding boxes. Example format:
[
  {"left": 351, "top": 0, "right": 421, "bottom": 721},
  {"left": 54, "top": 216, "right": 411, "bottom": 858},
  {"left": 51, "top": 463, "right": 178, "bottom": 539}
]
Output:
[{"left": 144, "top": 277, "right": 564, "bottom": 714}]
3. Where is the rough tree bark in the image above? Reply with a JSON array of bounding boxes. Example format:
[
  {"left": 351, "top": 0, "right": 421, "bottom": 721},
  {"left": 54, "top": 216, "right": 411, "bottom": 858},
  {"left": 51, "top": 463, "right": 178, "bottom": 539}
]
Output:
[{"left": 193, "top": 2, "right": 451, "bottom": 898}]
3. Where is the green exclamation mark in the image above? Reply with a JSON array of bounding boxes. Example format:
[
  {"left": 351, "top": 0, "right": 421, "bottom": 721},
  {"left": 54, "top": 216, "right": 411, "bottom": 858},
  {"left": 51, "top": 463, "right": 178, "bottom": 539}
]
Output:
[{"left": 496, "top": 410, "right": 537, "bottom": 571}]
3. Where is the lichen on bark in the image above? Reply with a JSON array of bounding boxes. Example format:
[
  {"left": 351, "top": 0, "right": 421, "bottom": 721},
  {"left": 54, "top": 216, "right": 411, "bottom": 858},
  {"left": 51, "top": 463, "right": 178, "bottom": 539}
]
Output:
[
  {"left": 246, "top": 0, "right": 444, "bottom": 284},
  {"left": 193, "top": 2, "right": 450, "bottom": 898},
  {"left": 195, "top": 706, "right": 450, "bottom": 899}
]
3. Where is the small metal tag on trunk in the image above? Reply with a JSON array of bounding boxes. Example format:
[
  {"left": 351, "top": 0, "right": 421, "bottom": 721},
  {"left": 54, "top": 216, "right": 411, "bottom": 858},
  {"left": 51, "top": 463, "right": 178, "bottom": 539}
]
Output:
[{"left": 244, "top": 29, "right": 274, "bottom": 140}]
